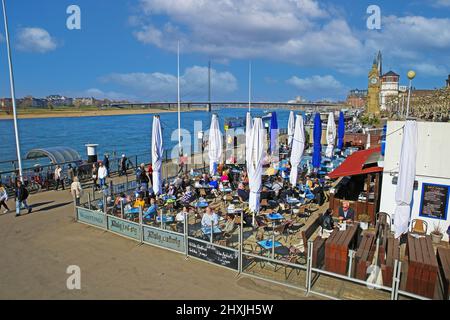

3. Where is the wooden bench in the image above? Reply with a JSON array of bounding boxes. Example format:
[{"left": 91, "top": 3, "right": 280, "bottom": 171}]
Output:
[
  {"left": 405, "top": 234, "right": 439, "bottom": 299},
  {"left": 380, "top": 236, "right": 400, "bottom": 286},
  {"left": 354, "top": 232, "right": 376, "bottom": 280},
  {"left": 325, "top": 224, "right": 359, "bottom": 275},
  {"left": 300, "top": 213, "right": 322, "bottom": 251},
  {"left": 437, "top": 247, "right": 450, "bottom": 300}
]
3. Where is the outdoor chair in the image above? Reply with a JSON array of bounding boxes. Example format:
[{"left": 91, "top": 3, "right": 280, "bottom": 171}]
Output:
[
  {"left": 274, "top": 248, "right": 302, "bottom": 280},
  {"left": 410, "top": 219, "right": 428, "bottom": 235},
  {"left": 242, "top": 243, "right": 266, "bottom": 271}
]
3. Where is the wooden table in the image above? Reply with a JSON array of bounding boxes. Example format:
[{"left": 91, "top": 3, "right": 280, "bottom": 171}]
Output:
[
  {"left": 380, "top": 235, "right": 400, "bottom": 287},
  {"left": 354, "top": 231, "right": 376, "bottom": 280},
  {"left": 436, "top": 247, "right": 450, "bottom": 300},
  {"left": 405, "top": 234, "right": 439, "bottom": 299},
  {"left": 325, "top": 224, "right": 359, "bottom": 275}
]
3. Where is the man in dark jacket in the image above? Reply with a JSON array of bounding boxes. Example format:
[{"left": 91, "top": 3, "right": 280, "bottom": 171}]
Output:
[
  {"left": 338, "top": 201, "right": 355, "bottom": 222},
  {"left": 15, "top": 180, "right": 32, "bottom": 217}
]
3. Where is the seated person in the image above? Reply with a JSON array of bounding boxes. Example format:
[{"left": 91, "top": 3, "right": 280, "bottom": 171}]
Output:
[
  {"left": 181, "top": 186, "right": 195, "bottom": 205},
  {"left": 271, "top": 177, "right": 284, "bottom": 198},
  {"left": 167, "top": 184, "right": 176, "bottom": 196},
  {"left": 221, "top": 213, "right": 236, "bottom": 236},
  {"left": 209, "top": 177, "right": 219, "bottom": 189},
  {"left": 237, "top": 183, "right": 249, "bottom": 202},
  {"left": 338, "top": 201, "right": 355, "bottom": 222},
  {"left": 173, "top": 175, "right": 183, "bottom": 189},
  {"left": 221, "top": 170, "right": 230, "bottom": 182},
  {"left": 133, "top": 194, "right": 145, "bottom": 209},
  {"left": 201, "top": 207, "right": 219, "bottom": 228},
  {"left": 319, "top": 209, "right": 335, "bottom": 237},
  {"left": 176, "top": 206, "right": 189, "bottom": 223},
  {"left": 260, "top": 187, "right": 277, "bottom": 208},
  {"left": 305, "top": 176, "right": 313, "bottom": 189},
  {"left": 114, "top": 193, "right": 127, "bottom": 208},
  {"left": 199, "top": 173, "right": 210, "bottom": 186},
  {"left": 144, "top": 198, "right": 158, "bottom": 219}
]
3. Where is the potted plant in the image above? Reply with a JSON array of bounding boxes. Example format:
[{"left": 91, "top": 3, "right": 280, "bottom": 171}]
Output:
[
  {"left": 431, "top": 223, "right": 444, "bottom": 244},
  {"left": 358, "top": 214, "right": 371, "bottom": 230}
]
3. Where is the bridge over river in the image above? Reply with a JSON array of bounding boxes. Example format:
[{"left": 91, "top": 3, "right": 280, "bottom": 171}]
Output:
[{"left": 106, "top": 101, "right": 349, "bottom": 112}]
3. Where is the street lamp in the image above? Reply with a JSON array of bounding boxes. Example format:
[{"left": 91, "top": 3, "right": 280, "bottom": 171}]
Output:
[{"left": 406, "top": 70, "right": 416, "bottom": 118}]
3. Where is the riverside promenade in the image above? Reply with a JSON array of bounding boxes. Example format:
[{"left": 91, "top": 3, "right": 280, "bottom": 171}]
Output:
[{"left": 0, "top": 178, "right": 312, "bottom": 300}]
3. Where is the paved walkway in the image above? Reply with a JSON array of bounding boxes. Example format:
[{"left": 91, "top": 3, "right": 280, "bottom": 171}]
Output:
[{"left": 0, "top": 188, "right": 313, "bottom": 300}]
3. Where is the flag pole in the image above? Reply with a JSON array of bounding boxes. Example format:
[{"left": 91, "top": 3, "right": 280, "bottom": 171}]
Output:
[
  {"left": 248, "top": 61, "right": 252, "bottom": 113},
  {"left": 2, "top": 0, "right": 23, "bottom": 182},
  {"left": 177, "top": 40, "right": 182, "bottom": 156}
]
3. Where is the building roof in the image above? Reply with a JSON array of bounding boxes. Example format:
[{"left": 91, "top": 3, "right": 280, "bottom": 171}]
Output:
[
  {"left": 25, "top": 147, "right": 82, "bottom": 164},
  {"left": 328, "top": 147, "right": 383, "bottom": 179},
  {"left": 382, "top": 71, "right": 399, "bottom": 77}
]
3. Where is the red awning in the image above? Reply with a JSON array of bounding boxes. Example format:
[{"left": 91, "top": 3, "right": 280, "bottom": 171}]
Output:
[{"left": 328, "top": 147, "right": 383, "bottom": 179}]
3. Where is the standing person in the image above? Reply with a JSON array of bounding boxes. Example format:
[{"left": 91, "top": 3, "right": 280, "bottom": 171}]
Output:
[
  {"left": 67, "top": 164, "right": 74, "bottom": 184},
  {"left": 119, "top": 154, "right": 128, "bottom": 176},
  {"left": 97, "top": 162, "right": 108, "bottom": 189},
  {"left": 54, "top": 165, "right": 65, "bottom": 191},
  {"left": 91, "top": 163, "right": 98, "bottom": 190},
  {"left": 70, "top": 177, "right": 83, "bottom": 206},
  {"left": 0, "top": 182, "right": 10, "bottom": 213},
  {"left": 15, "top": 180, "right": 32, "bottom": 217},
  {"left": 103, "top": 154, "right": 110, "bottom": 177},
  {"left": 138, "top": 163, "right": 149, "bottom": 191}
]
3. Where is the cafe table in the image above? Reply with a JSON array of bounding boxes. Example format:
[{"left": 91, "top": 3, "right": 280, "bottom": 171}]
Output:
[
  {"left": 201, "top": 226, "right": 223, "bottom": 242},
  {"left": 257, "top": 239, "right": 283, "bottom": 262}
]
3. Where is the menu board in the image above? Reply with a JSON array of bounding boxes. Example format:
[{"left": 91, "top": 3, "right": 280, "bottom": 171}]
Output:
[
  {"left": 188, "top": 238, "right": 239, "bottom": 270},
  {"left": 419, "top": 183, "right": 449, "bottom": 220}
]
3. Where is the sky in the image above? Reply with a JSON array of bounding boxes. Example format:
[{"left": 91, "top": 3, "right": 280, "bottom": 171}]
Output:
[{"left": 0, "top": 0, "right": 449, "bottom": 102}]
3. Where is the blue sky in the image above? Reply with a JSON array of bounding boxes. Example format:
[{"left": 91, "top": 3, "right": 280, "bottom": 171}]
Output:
[{"left": 0, "top": 0, "right": 449, "bottom": 102}]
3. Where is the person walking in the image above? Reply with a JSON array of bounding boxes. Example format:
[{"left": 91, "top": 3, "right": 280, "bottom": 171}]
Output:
[
  {"left": 67, "top": 164, "right": 74, "bottom": 184},
  {"left": 98, "top": 162, "right": 108, "bottom": 189},
  {"left": 103, "top": 154, "right": 110, "bottom": 177},
  {"left": 70, "top": 177, "right": 83, "bottom": 206},
  {"left": 15, "top": 180, "right": 32, "bottom": 217},
  {"left": 119, "top": 154, "right": 128, "bottom": 176},
  {"left": 54, "top": 165, "right": 65, "bottom": 191},
  {"left": 91, "top": 163, "right": 98, "bottom": 190},
  {"left": 0, "top": 182, "right": 10, "bottom": 214}
]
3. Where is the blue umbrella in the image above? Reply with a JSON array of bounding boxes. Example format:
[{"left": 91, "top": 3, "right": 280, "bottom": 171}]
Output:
[
  {"left": 270, "top": 112, "right": 278, "bottom": 154},
  {"left": 313, "top": 113, "right": 322, "bottom": 169},
  {"left": 337, "top": 111, "right": 345, "bottom": 150}
]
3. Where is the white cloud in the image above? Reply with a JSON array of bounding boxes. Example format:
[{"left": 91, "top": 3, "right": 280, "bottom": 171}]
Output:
[
  {"left": 432, "top": 0, "right": 450, "bottom": 7},
  {"left": 407, "top": 63, "right": 448, "bottom": 77},
  {"left": 16, "top": 27, "right": 57, "bottom": 53},
  {"left": 132, "top": 0, "right": 450, "bottom": 77},
  {"left": 83, "top": 88, "right": 137, "bottom": 101},
  {"left": 100, "top": 66, "right": 238, "bottom": 101},
  {"left": 286, "top": 75, "right": 347, "bottom": 100}
]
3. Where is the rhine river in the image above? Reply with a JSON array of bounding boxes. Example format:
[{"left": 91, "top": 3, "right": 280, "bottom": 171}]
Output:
[{"left": 0, "top": 108, "right": 294, "bottom": 172}]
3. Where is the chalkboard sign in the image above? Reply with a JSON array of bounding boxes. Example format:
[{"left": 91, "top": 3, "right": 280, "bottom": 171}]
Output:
[
  {"left": 188, "top": 238, "right": 239, "bottom": 270},
  {"left": 419, "top": 183, "right": 449, "bottom": 220}
]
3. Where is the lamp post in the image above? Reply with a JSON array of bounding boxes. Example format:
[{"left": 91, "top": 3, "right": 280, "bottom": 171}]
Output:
[
  {"left": 406, "top": 70, "right": 416, "bottom": 118},
  {"left": 2, "top": 0, "right": 23, "bottom": 182}
]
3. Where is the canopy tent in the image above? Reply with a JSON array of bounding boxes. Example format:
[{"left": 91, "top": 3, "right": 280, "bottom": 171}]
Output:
[
  {"left": 325, "top": 112, "right": 336, "bottom": 158},
  {"left": 312, "top": 113, "right": 322, "bottom": 169},
  {"left": 287, "top": 111, "right": 295, "bottom": 148},
  {"left": 152, "top": 116, "right": 163, "bottom": 195},
  {"left": 393, "top": 120, "right": 418, "bottom": 239},
  {"left": 208, "top": 114, "right": 223, "bottom": 176},
  {"left": 25, "top": 147, "right": 81, "bottom": 164},
  {"left": 289, "top": 115, "right": 305, "bottom": 187},
  {"left": 337, "top": 111, "right": 345, "bottom": 150},
  {"left": 328, "top": 147, "right": 382, "bottom": 179},
  {"left": 248, "top": 118, "right": 265, "bottom": 221}
]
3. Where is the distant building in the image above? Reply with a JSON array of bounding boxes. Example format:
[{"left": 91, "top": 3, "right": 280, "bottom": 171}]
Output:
[
  {"left": 446, "top": 74, "right": 450, "bottom": 87},
  {"left": 346, "top": 89, "right": 367, "bottom": 108},
  {"left": 367, "top": 55, "right": 381, "bottom": 115},
  {"left": 288, "top": 96, "right": 306, "bottom": 104},
  {"left": 47, "top": 95, "right": 73, "bottom": 107},
  {"left": 31, "top": 98, "right": 48, "bottom": 108},
  {"left": 74, "top": 97, "right": 95, "bottom": 106},
  {"left": 380, "top": 71, "right": 400, "bottom": 111}
]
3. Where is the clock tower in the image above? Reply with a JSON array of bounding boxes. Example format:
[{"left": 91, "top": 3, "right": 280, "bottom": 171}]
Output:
[{"left": 367, "top": 56, "right": 381, "bottom": 115}]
